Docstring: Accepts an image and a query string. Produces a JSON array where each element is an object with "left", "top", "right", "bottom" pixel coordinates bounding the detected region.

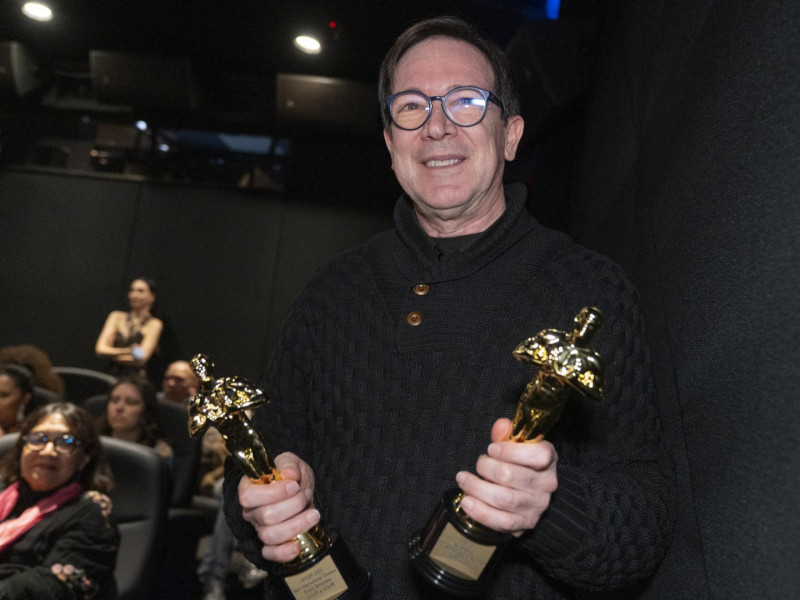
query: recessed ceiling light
[
  {"left": 294, "top": 35, "right": 322, "bottom": 55},
  {"left": 21, "top": 2, "right": 53, "bottom": 22}
]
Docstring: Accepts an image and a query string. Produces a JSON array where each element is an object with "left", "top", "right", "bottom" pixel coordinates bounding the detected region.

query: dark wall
[
  {"left": 0, "top": 170, "right": 392, "bottom": 383},
  {"left": 2, "top": 3, "right": 798, "bottom": 596},
  {"left": 570, "top": 1, "right": 800, "bottom": 598}
]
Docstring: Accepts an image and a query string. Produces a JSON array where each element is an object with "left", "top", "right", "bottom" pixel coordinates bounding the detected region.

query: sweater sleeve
[{"left": 515, "top": 258, "right": 676, "bottom": 590}]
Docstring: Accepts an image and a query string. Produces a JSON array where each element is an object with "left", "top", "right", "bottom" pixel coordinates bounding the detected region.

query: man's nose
[{"left": 422, "top": 100, "right": 456, "bottom": 138}]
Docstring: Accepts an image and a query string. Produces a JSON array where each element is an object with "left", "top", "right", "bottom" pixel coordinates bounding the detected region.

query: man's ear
[{"left": 504, "top": 115, "right": 525, "bottom": 162}]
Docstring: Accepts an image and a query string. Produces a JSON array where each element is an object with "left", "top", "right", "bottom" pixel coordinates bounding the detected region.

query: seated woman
[
  {"left": 0, "top": 345, "right": 65, "bottom": 397},
  {"left": 0, "top": 403, "right": 119, "bottom": 599},
  {"left": 97, "top": 375, "right": 173, "bottom": 462},
  {"left": 0, "top": 364, "right": 34, "bottom": 436},
  {"left": 95, "top": 277, "right": 163, "bottom": 380}
]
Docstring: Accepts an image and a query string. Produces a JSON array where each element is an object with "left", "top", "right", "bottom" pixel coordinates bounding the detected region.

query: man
[
  {"left": 159, "top": 359, "right": 225, "bottom": 494},
  {"left": 159, "top": 360, "right": 200, "bottom": 405},
  {"left": 223, "top": 16, "right": 674, "bottom": 599}
]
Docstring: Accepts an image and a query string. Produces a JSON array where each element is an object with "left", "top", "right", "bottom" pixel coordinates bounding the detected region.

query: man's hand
[
  {"left": 239, "top": 452, "right": 321, "bottom": 562},
  {"left": 455, "top": 418, "right": 558, "bottom": 537}
]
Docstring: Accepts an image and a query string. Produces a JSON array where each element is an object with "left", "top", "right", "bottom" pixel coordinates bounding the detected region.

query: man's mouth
[{"left": 424, "top": 158, "right": 462, "bottom": 168}]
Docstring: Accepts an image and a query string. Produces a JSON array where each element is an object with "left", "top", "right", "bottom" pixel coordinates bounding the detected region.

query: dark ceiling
[
  {"left": 0, "top": 0, "right": 601, "bottom": 198},
  {"left": 0, "top": 0, "right": 577, "bottom": 135}
]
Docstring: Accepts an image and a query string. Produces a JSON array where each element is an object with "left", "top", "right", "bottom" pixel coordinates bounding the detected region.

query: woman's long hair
[
  {"left": 0, "top": 402, "right": 114, "bottom": 494},
  {"left": 98, "top": 374, "right": 164, "bottom": 448}
]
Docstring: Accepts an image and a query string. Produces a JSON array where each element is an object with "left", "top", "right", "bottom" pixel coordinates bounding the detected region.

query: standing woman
[
  {"left": 0, "top": 364, "right": 34, "bottom": 436},
  {"left": 95, "top": 277, "right": 163, "bottom": 379},
  {"left": 0, "top": 403, "right": 119, "bottom": 599}
]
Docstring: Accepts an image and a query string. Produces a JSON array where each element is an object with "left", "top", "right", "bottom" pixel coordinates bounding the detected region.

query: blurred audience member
[
  {"left": 197, "top": 434, "right": 226, "bottom": 497},
  {"left": 0, "top": 403, "right": 119, "bottom": 599},
  {"left": 95, "top": 277, "right": 163, "bottom": 380},
  {"left": 158, "top": 360, "right": 199, "bottom": 405},
  {"left": 197, "top": 492, "right": 267, "bottom": 600},
  {"left": 0, "top": 345, "right": 65, "bottom": 396},
  {"left": 0, "top": 365, "right": 34, "bottom": 436},
  {"left": 97, "top": 375, "right": 173, "bottom": 462}
]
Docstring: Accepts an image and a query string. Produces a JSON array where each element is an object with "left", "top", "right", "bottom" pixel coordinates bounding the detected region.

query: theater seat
[
  {"left": 100, "top": 436, "right": 170, "bottom": 600},
  {"left": 0, "top": 433, "right": 170, "bottom": 600},
  {"left": 81, "top": 394, "right": 109, "bottom": 419},
  {"left": 51, "top": 366, "right": 118, "bottom": 406},
  {"left": 157, "top": 400, "right": 201, "bottom": 507},
  {"left": 80, "top": 396, "right": 206, "bottom": 598},
  {"left": 25, "top": 385, "right": 63, "bottom": 415},
  {"left": 81, "top": 395, "right": 201, "bottom": 509}
]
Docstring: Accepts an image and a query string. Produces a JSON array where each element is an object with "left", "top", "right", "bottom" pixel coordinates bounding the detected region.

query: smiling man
[
  {"left": 223, "top": 16, "right": 674, "bottom": 600},
  {"left": 382, "top": 36, "right": 523, "bottom": 237}
]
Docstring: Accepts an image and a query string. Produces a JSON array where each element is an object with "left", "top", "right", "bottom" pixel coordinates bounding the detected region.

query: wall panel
[
  {"left": 1, "top": 170, "right": 392, "bottom": 384},
  {"left": 1, "top": 170, "right": 140, "bottom": 370}
]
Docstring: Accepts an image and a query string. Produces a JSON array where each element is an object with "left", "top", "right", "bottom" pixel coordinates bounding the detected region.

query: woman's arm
[
  {"left": 131, "top": 317, "right": 163, "bottom": 364},
  {"left": 94, "top": 311, "right": 129, "bottom": 359}
]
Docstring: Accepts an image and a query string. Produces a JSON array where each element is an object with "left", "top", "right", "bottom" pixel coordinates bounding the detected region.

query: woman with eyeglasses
[{"left": 0, "top": 403, "right": 119, "bottom": 599}]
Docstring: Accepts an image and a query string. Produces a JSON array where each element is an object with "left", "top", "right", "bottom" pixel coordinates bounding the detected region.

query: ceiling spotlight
[
  {"left": 294, "top": 35, "right": 321, "bottom": 55},
  {"left": 21, "top": 2, "right": 53, "bottom": 22}
]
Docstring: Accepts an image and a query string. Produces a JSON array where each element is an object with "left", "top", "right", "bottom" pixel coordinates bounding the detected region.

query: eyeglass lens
[
  {"left": 390, "top": 87, "right": 490, "bottom": 130},
  {"left": 24, "top": 432, "right": 80, "bottom": 454}
]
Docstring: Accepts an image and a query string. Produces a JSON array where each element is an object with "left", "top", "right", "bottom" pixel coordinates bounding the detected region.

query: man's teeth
[{"left": 425, "top": 158, "right": 461, "bottom": 167}]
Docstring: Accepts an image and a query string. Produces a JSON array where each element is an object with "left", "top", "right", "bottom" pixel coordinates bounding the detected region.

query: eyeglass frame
[
  {"left": 22, "top": 431, "right": 82, "bottom": 455},
  {"left": 384, "top": 86, "right": 505, "bottom": 131}
]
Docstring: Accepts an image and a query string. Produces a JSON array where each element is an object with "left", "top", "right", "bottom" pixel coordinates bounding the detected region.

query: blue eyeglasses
[
  {"left": 385, "top": 86, "right": 505, "bottom": 131},
  {"left": 23, "top": 431, "right": 82, "bottom": 455}
]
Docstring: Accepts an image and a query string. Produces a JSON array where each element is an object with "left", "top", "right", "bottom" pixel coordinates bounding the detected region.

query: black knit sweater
[{"left": 224, "top": 183, "right": 675, "bottom": 599}]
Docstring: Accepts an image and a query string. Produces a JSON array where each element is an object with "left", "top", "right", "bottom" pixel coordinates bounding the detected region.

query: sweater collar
[{"left": 391, "top": 182, "right": 535, "bottom": 282}]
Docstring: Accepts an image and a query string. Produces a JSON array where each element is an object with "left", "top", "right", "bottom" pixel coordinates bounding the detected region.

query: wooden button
[
  {"left": 406, "top": 311, "right": 422, "bottom": 326},
  {"left": 413, "top": 283, "right": 430, "bottom": 296}
]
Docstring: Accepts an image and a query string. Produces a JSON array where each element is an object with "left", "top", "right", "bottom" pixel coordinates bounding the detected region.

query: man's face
[
  {"left": 383, "top": 37, "right": 523, "bottom": 234},
  {"left": 162, "top": 362, "right": 199, "bottom": 403}
]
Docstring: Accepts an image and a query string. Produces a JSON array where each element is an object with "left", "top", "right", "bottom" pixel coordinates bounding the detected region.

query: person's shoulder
[
  {"left": 304, "top": 239, "right": 378, "bottom": 286},
  {"left": 530, "top": 224, "right": 626, "bottom": 275},
  {"left": 60, "top": 490, "right": 116, "bottom": 528},
  {"left": 83, "top": 490, "right": 114, "bottom": 519}
]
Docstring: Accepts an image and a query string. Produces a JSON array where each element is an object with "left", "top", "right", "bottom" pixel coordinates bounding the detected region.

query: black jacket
[{"left": 0, "top": 486, "right": 119, "bottom": 600}]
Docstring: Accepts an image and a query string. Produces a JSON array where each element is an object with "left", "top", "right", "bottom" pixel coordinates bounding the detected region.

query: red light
[{"left": 329, "top": 21, "right": 337, "bottom": 29}]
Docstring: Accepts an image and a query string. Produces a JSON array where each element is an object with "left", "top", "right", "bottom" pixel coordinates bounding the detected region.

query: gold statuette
[
  {"left": 189, "top": 354, "right": 370, "bottom": 600},
  {"left": 409, "top": 307, "right": 605, "bottom": 598}
]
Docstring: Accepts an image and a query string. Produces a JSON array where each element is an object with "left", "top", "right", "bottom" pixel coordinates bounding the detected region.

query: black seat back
[{"left": 51, "top": 367, "right": 117, "bottom": 406}]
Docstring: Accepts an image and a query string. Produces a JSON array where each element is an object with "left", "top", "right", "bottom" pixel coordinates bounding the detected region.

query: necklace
[{"left": 126, "top": 312, "right": 150, "bottom": 338}]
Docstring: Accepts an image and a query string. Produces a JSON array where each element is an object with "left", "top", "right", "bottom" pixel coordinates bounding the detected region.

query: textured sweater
[{"left": 224, "top": 183, "right": 675, "bottom": 599}]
